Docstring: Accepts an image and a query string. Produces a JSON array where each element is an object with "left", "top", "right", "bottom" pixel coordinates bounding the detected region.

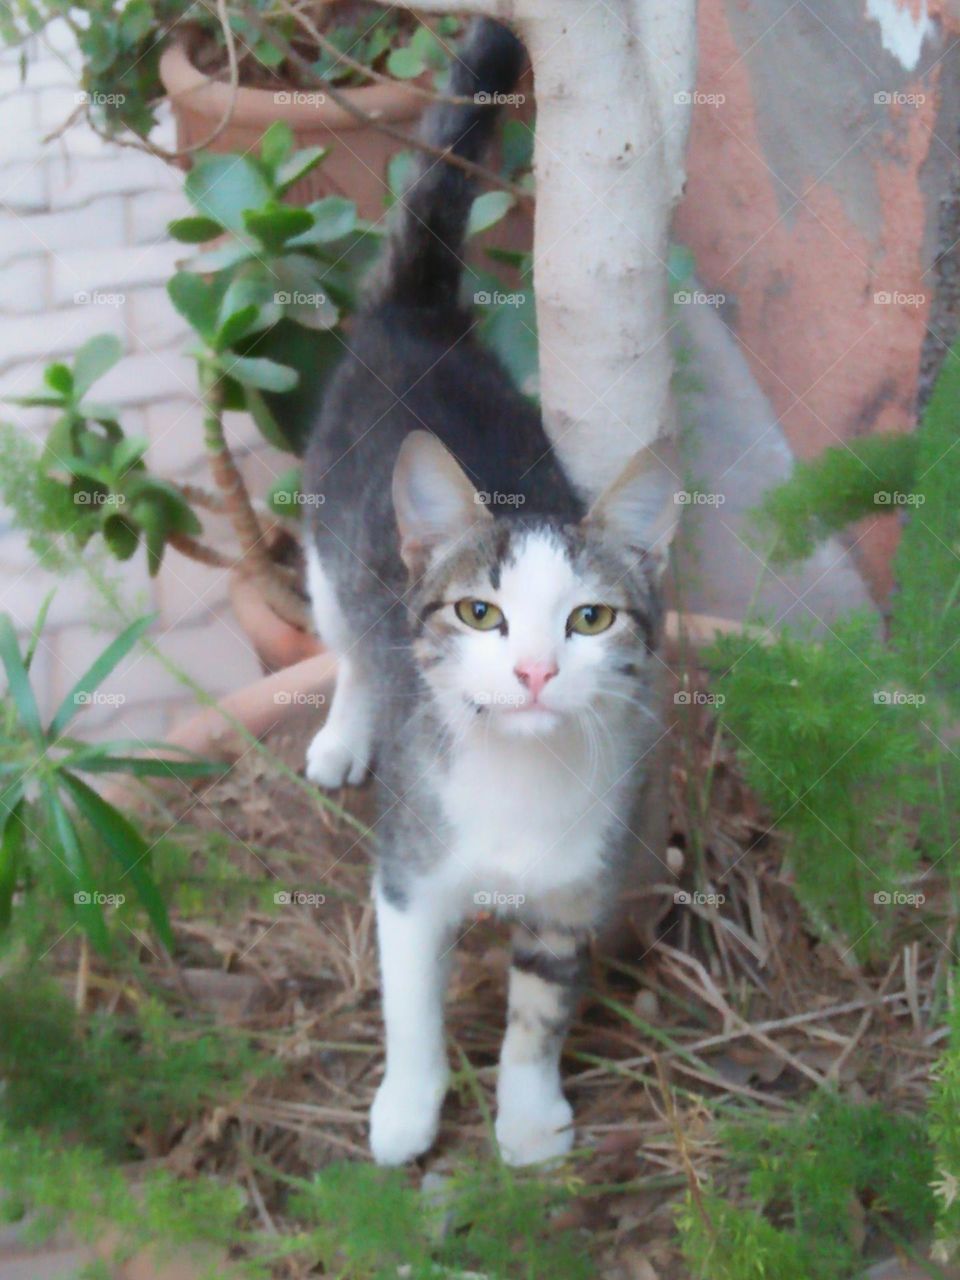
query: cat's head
[{"left": 393, "top": 431, "right": 678, "bottom": 738}]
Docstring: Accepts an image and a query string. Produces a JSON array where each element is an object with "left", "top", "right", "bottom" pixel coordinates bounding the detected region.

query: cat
[{"left": 301, "top": 17, "right": 678, "bottom": 1167}]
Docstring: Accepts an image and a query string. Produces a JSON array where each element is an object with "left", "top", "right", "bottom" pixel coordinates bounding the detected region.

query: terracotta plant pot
[
  {"left": 228, "top": 568, "right": 322, "bottom": 674},
  {"left": 158, "top": 29, "right": 424, "bottom": 218}
]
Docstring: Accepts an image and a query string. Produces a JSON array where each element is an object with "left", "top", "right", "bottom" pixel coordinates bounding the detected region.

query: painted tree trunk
[{"left": 379, "top": 0, "right": 697, "bottom": 498}]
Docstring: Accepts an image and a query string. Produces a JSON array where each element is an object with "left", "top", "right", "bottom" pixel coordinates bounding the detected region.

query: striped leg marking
[{"left": 495, "top": 926, "right": 587, "bottom": 1166}]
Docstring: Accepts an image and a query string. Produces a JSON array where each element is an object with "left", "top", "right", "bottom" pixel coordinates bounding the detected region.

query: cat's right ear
[{"left": 393, "top": 431, "right": 490, "bottom": 575}]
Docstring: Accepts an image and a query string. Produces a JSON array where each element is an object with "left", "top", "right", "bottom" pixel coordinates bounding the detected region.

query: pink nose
[{"left": 514, "top": 660, "right": 558, "bottom": 701}]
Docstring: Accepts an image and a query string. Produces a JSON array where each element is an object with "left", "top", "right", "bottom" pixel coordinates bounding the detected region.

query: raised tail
[{"left": 371, "top": 18, "right": 525, "bottom": 311}]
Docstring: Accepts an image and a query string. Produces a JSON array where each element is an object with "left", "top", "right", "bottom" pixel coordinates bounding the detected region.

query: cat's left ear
[
  {"left": 393, "top": 430, "right": 491, "bottom": 575},
  {"left": 582, "top": 440, "right": 680, "bottom": 578}
]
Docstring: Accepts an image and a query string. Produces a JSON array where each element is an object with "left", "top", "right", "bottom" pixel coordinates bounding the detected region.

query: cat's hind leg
[
  {"left": 304, "top": 543, "right": 374, "bottom": 787},
  {"left": 495, "top": 925, "right": 587, "bottom": 1166}
]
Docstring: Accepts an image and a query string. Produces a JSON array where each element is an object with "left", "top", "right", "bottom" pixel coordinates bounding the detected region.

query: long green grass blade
[
  {"left": 63, "top": 773, "right": 174, "bottom": 950},
  {"left": 23, "top": 590, "right": 56, "bottom": 672},
  {"left": 0, "top": 615, "right": 44, "bottom": 743},
  {"left": 41, "top": 778, "right": 110, "bottom": 952},
  {"left": 66, "top": 754, "right": 221, "bottom": 780},
  {"left": 0, "top": 798, "right": 25, "bottom": 928},
  {"left": 48, "top": 614, "right": 155, "bottom": 741}
]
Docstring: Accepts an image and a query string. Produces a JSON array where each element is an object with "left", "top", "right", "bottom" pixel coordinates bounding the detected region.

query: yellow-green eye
[
  {"left": 455, "top": 599, "right": 505, "bottom": 631},
  {"left": 567, "top": 604, "right": 616, "bottom": 636}
]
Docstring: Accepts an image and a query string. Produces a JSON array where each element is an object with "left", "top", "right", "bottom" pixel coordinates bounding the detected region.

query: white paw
[
  {"left": 496, "top": 1088, "right": 574, "bottom": 1167},
  {"left": 305, "top": 723, "right": 370, "bottom": 788},
  {"left": 370, "top": 1071, "right": 447, "bottom": 1166}
]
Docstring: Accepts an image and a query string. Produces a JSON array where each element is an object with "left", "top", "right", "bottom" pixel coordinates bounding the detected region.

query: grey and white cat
[{"left": 301, "top": 18, "right": 678, "bottom": 1166}]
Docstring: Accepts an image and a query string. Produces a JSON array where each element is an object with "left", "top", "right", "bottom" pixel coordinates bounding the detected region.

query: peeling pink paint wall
[{"left": 677, "top": 0, "right": 957, "bottom": 599}]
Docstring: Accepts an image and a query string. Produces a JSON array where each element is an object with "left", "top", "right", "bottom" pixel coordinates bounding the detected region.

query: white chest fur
[{"left": 432, "top": 719, "right": 628, "bottom": 916}]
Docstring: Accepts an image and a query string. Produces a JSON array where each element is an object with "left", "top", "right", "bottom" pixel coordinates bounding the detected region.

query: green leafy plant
[
  {"left": 678, "top": 1095, "right": 935, "bottom": 1279},
  {"left": 8, "top": 119, "right": 530, "bottom": 623},
  {"left": 752, "top": 431, "right": 921, "bottom": 567},
  {"left": 707, "top": 615, "right": 926, "bottom": 958},
  {"left": 0, "top": 602, "right": 217, "bottom": 950},
  {"left": 1, "top": 1, "right": 452, "bottom": 143},
  {"left": 930, "top": 972, "right": 960, "bottom": 1264},
  {"left": 8, "top": 334, "right": 202, "bottom": 573},
  {"left": 0, "top": 1124, "right": 261, "bottom": 1278},
  {"left": 0, "top": 981, "right": 274, "bottom": 1156},
  {"left": 704, "top": 339, "right": 960, "bottom": 960}
]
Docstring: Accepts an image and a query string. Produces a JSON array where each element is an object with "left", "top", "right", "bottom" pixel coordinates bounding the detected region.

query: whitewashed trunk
[{"left": 377, "top": 0, "right": 697, "bottom": 498}]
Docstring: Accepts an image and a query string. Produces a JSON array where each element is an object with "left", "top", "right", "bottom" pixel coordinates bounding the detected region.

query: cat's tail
[{"left": 370, "top": 18, "right": 525, "bottom": 311}]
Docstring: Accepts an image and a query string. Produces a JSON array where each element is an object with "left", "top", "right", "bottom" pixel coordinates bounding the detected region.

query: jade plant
[
  {"left": 6, "top": 119, "right": 529, "bottom": 632},
  {"left": 2, "top": 0, "right": 457, "bottom": 144}
]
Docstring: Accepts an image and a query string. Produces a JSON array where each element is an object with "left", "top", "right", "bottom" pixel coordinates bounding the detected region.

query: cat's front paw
[
  {"left": 496, "top": 1083, "right": 574, "bottom": 1167},
  {"left": 370, "top": 1071, "right": 447, "bottom": 1165},
  {"left": 305, "top": 723, "right": 370, "bottom": 788}
]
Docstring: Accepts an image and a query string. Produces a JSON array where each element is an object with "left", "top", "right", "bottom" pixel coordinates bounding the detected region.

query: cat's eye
[
  {"left": 455, "top": 599, "right": 505, "bottom": 631},
  {"left": 567, "top": 604, "right": 616, "bottom": 636}
]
